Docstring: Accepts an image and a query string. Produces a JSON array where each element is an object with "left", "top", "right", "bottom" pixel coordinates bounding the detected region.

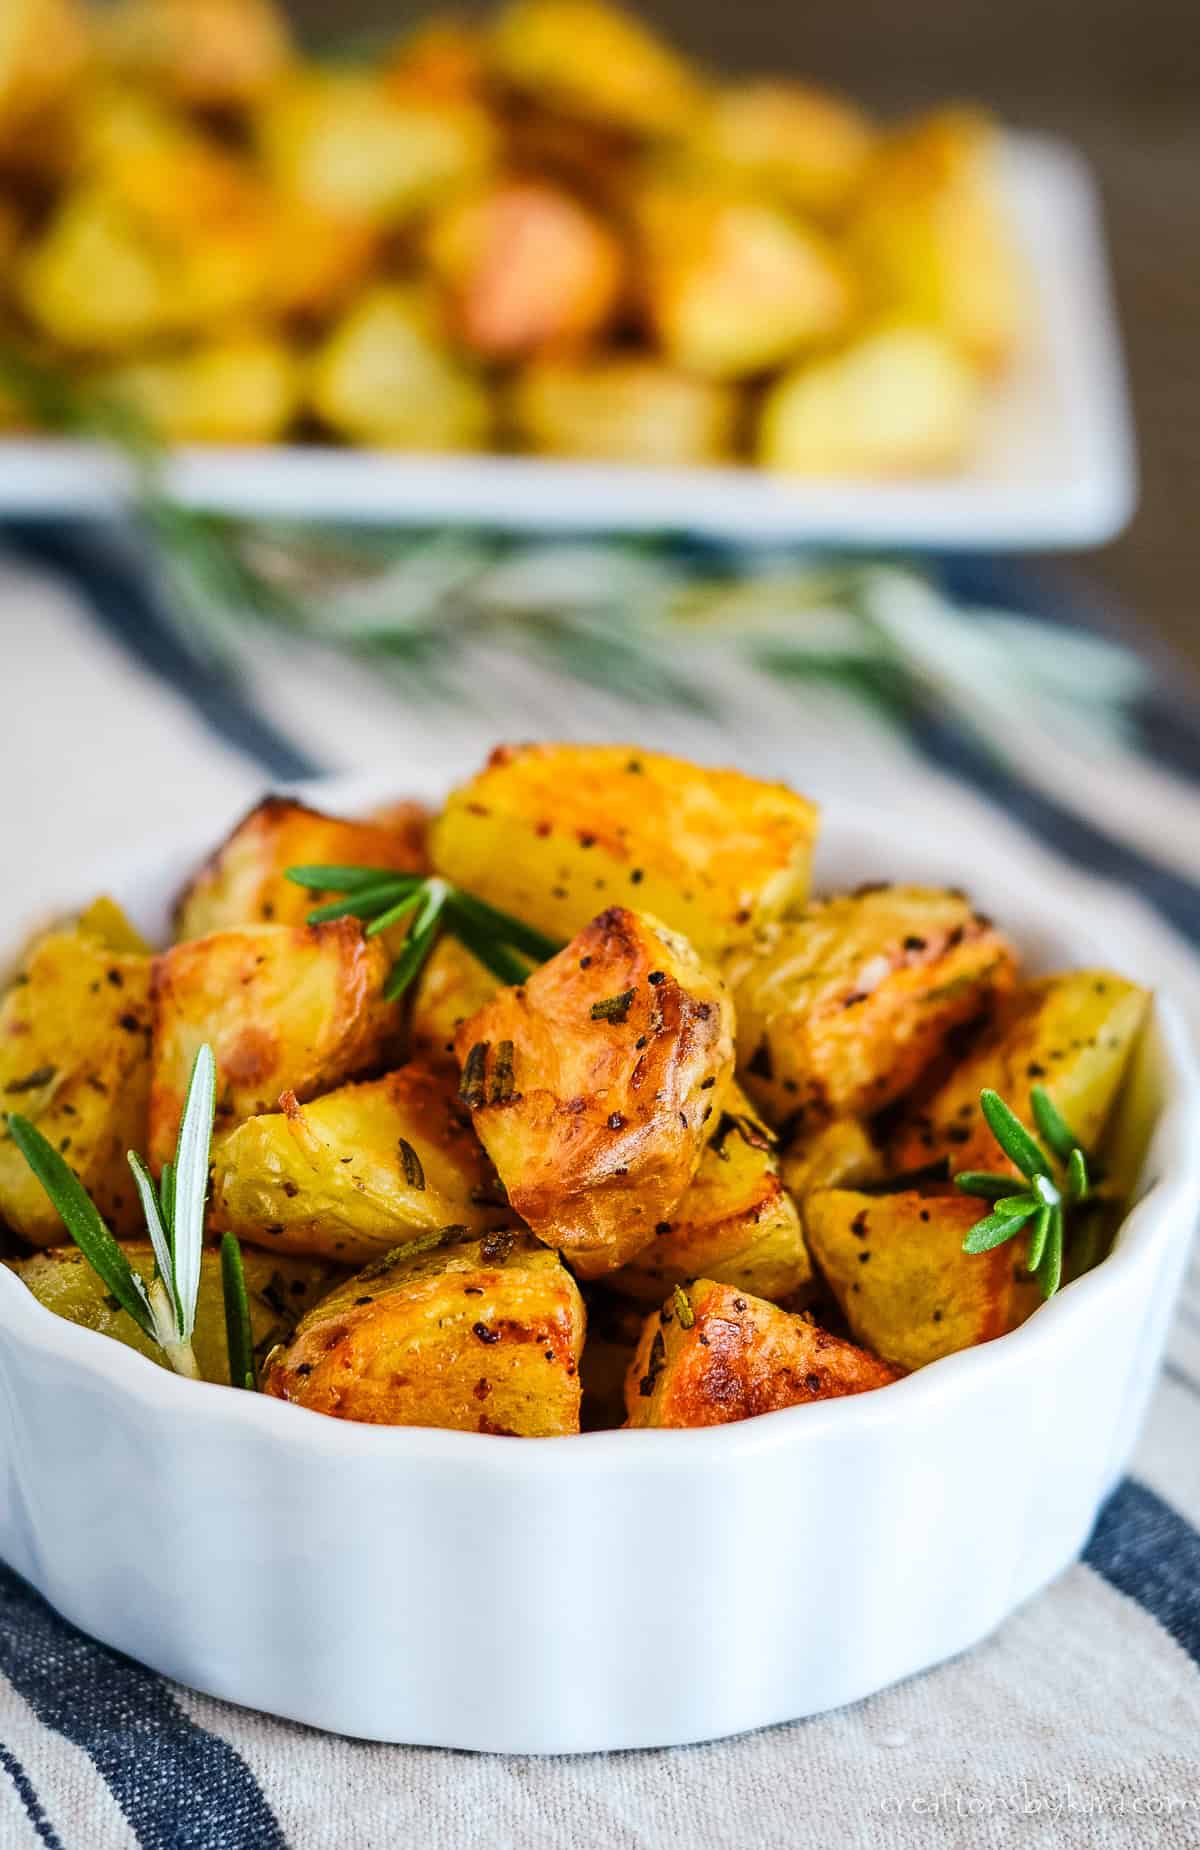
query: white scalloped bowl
[{"left": 0, "top": 770, "right": 1195, "bottom": 1753}]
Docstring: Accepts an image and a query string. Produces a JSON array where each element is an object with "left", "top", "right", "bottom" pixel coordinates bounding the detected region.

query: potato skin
[
  {"left": 684, "top": 80, "right": 875, "bottom": 219},
  {"left": 508, "top": 357, "right": 738, "bottom": 465},
  {"left": 889, "top": 971, "right": 1150, "bottom": 1177},
  {"left": 608, "top": 1085, "right": 812, "bottom": 1304},
  {"left": 210, "top": 1063, "right": 504, "bottom": 1263},
  {"left": 488, "top": 0, "right": 702, "bottom": 138},
  {"left": 7, "top": 1242, "right": 342, "bottom": 1383},
  {"left": 625, "top": 1278, "right": 898, "bottom": 1428},
  {"left": 803, "top": 1187, "right": 1012, "bottom": 1371},
  {"left": 780, "top": 1116, "right": 882, "bottom": 1200},
  {"left": 455, "top": 906, "right": 735, "bottom": 1277},
  {"left": 173, "top": 794, "right": 429, "bottom": 940},
  {"left": 432, "top": 742, "right": 818, "bottom": 962},
  {"left": 149, "top": 921, "right": 397, "bottom": 1169},
  {"left": 728, "top": 884, "right": 1016, "bottom": 1129},
  {"left": 262, "top": 1231, "right": 584, "bottom": 1433},
  {"left": 408, "top": 935, "right": 499, "bottom": 1069},
  {"left": 0, "top": 927, "right": 151, "bottom": 1245},
  {"left": 309, "top": 284, "right": 492, "bottom": 451},
  {"left": 101, "top": 0, "right": 292, "bottom": 108}
]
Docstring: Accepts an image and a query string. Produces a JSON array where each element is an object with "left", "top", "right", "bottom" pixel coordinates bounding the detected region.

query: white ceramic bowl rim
[{"left": 1, "top": 784, "right": 1197, "bottom": 1477}]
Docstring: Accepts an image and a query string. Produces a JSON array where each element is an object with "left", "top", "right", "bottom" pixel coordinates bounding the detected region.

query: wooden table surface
[{"left": 288, "top": 0, "right": 1199, "bottom": 679}]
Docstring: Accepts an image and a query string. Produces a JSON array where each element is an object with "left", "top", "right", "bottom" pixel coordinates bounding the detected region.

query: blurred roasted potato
[
  {"left": 508, "top": 356, "right": 738, "bottom": 465},
  {"left": 100, "top": 0, "right": 292, "bottom": 108},
  {"left": 488, "top": 0, "right": 702, "bottom": 139},
  {"left": 409, "top": 935, "right": 500, "bottom": 1069},
  {"left": 383, "top": 16, "right": 490, "bottom": 104},
  {"left": 102, "top": 330, "right": 302, "bottom": 445},
  {"left": 609, "top": 1086, "right": 813, "bottom": 1304},
  {"left": 849, "top": 108, "right": 1024, "bottom": 373},
  {"left": 432, "top": 742, "right": 818, "bottom": 961},
  {"left": 0, "top": 912, "right": 151, "bottom": 1245},
  {"left": 257, "top": 70, "right": 494, "bottom": 228},
  {"left": 0, "top": 0, "right": 89, "bottom": 169},
  {"left": 8, "top": 1242, "right": 342, "bottom": 1383},
  {"left": 640, "top": 187, "right": 854, "bottom": 380},
  {"left": 455, "top": 905, "right": 734, "bottom": 1277},
  {"left": 728, "top": 884, "right": 1016, "bottom": 1129},
  {"left": 149, "top": 920, "right": 397, "bottom": 1168},
  {"left": 890, "top": 971, "right": 1150, "bottom": 1176},
  {"left": 804, "top": 1187, "right": 1012, "bottom": 1370},
  {"left": 683, "top": 81, "right": 875, "bottom": 219},
  {"left": 174, "top": 794, "right": 429, "bottom": 940},
  {"left": 426, "top": 179, "right": 623, "bottom": 359},
  {"left": 263, "top": 1229, "right": 585, "bottom": 1432},
  {"left": 759, "top": 326, "right": 980, "bottom": 477},
  {"left": 625, "top": 1278, "right": 898, "bottom": 1428},
  {"left": 211, "top": 1062, "right": 505, "bottom": 1263},
  {"left": 310, "top": 284, "right": 492, "bottom": 450}
]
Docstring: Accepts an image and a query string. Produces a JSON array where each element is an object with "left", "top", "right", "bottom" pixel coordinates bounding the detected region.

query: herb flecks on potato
[
  {"left": 454, "top": 905, "right": 735, "bottom": 1277},
  {"left": 729, "top": 884, "right": 1016, "bottom": 1129},
  {"left": 625, "top": 1279, "right": 898, "bottom": 1428},
  {"left": 211, "top": 1063, "right": 505, "bottom": 1264},
  {"left": 433, "top": 742, "right": 818, "bottom": 961},
  {"left": 262, "top": 1230, "right": 584, "bottom": 1433}
]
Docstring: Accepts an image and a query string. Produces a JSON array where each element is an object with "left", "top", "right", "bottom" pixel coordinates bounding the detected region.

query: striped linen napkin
[{"left": 1, "top": 536, "right": 1199, "bottom": 1848}]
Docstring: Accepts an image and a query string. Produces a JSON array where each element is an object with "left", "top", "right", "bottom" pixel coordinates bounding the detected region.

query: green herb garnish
[
  {"left": 672, "top": 1283, "right": 695, "bottom": 1329},
  {"left": 9, "top": 1044, "right": 256, "bottom": 1387},
  {"left": 285, "top": 865, "right": 563, "bottom": 1002},
  {"left": 397, "top": 1138, "right": 426, "bottom": 1190},
  {"left": 955, "top": 1086, "right": 1092, "bottom": 1299},
  {"left": 589, "top": 989, "right": 635, "bottom": 1023}
]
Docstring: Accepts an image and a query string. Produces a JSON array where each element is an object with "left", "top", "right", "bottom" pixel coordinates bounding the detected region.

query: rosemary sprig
[
  {"left": 954, "top": 1086, "right": 1092, "bottom": 1300},
  {"left": 285, "top": 865, "right": 563, "bottom": 1002},
  {"left": 9, "top": 1045, "right": 257, "bottom": 1387}
]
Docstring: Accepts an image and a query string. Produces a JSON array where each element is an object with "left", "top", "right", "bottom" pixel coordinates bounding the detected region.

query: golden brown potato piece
[
  {"left": 383, "top": 17, "right": 490, "bottom": 105},
  {"left": 625, "top": 1278, "right": 898, "bottom": 1428},
  {"left": 759, "top": 326, "right": 980, "bottom": 477},
  {"left": 780, "top": 1116, "right": 883, "bottom": 1200},
  {"left": 263, "top": 1230, "right": 584, "bottom": 1433},
  {"left": 804, "top": 1187, "right": 1012, "bottom": 1371},
  {"left": 210, "top": 1063, "right": 505, "bottom": 1264},
  {"left": 488, "top": 0, "right": 702, "bottom": 139},
  {"left": 889, "top": 972, "right": 1150, "bottom": 1177},
  {"left": 640, "top": 188, "right": 854, "bottom": 380},
  {"left": 684, "top": 81, "right": 875, "bottom": 218},
  {"left": 257, "top": 71, "right": 494, "bottom": 229},
  {"left": 0, "top": 0, "right": 89, "bottom": 166},
  {"left": 432, "top": 742, "right": 818, "bottom": 962},
  {"left": 310, "top": 284, "right": 492, "bottom": 451},
  {"left": 102, "top": 331, "right": 302, "bottom": 446},
  {"left": 426, "top": 179, "right": 623, "bottom": 360},
  {"left": 609, "top": 1086, "right": 812, "bottom": 1304},
  {"left": 849, "top": 108, "right": 1024, "bottom": 373},
  {"left": 0, "top": 923, "right": 151, "bottom": 1245},
  {"left": 173, "top": 794, "right": 429, "bottom": 940},
  {"left": 8, "top": 1242, "right": 342, "bottom": 1383},
  {"left": 728, "top": 884, "right": 1016, "bottom": 1129},
  {"left": 409, "top": 935, "right": 500, "bottom": 1069},
  {"left": 75, "top": 895, "right": 152, "bottom": 956},
  {"left": 101, "top": 0, "right": 292, "bottom": 108},
  {"left": 455, "top": 906, "right": 735, "bottom": 1277},
  {"left": 148, "top": 921, "right": 397, "bottom": 1169},
  {"left": 508, "top": 357, "right": 738, "bottom": 465}
]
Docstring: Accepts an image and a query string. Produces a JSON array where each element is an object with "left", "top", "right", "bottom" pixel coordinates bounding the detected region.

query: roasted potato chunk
[
  {"left": 759, "top": 326, "right": 979, "bottom": 477},
  {"left": 149, "top": 921, "right": 397, "bottom": 1169},
  {"left": 683, "top": 81, "right": 875, "bottom": 219},
  {"left": 0, "top": 923, "right": 151, "bottom": 1245},
  {"left": 804, "top": 1187, "right": 1012, "bottom": 1370},
  {"left": 101, "top": 0, "right": 292, "bottom": 108},
  {"left": 432, "top": 742, "right": 818, "bottom": 961},
  {"left": 849, "top": 108, "right": 1024, "bottom": 373},
  {"left": 263, "top": 1230, "right": 584, "bottom": 1433},
  {"left": 488, "top": 0, "right": 702, "bottom": 138},
  {"left": 780, "top": 1116, "right": 883, "bottom": 1200},
  {"left": 102, "top": 330, "right": 302, "bottom": 446},
  {"left": 409, "top": 935, "right": 500, "bottom": 1068},
  {"left": 625, "top": 1279, "right": 898, "bottom": 1428},
  {"left": 455, "top": 906, "right": 735, "bottom": 1277},
  {"left": 383, "top": 16, "right": 490, "bottom": 105},
  {"left": 889, "top": 972, "right": 1150, "bottom": 1177},
  {"left": 310, "top": 284, "right": 492, "bottom": 451},
  {"left": 7, "top": 1242, "right": 342, "bottom": 1383},
  {"left": 426, "top": 179, "right": 623, "bottom": 359},
  {"left": 729, "top": 885, "right": 1016, "bottom": 1128},
  {"left": 211, "top": 1063, "right": 504, "bottom": 1264},
  {"left": 609, "top": 1087, "right": 812, "bottom": 1304},
  {"left": 0, "top": 0, "right": 89, "bottom": 163},
  {"left": 640, "top": 189, "right": 854, "bottom": 381},
  {"left": 508, "top": 357, "right": 738, "bottom": 465},
  {"left": 173, "top": 794, "right": 429, "bottom": 940}
]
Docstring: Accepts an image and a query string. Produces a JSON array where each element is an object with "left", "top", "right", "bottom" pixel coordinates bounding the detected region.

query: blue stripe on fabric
[
  {"left": 1084, "top": 1478, "right": 1200, "bottom": 1669},
  {"left": 0, "top": 1564, "right": 287, "bottom": 1850},
  {"left": 0, "top": 1743, "right": 66, "bottom": 1850}
]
